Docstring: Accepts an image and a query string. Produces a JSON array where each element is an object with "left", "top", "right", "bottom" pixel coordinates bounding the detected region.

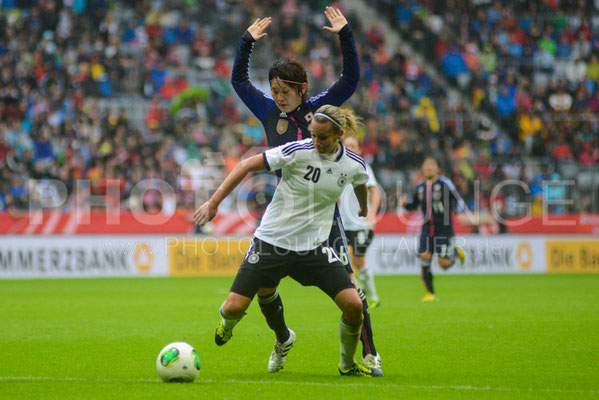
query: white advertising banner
[
  {"left": 366, "top": 235, "right": 546, "bottom": 275},
  {"left": 0, "top": 236, "right": 169, "bottom": 279}
]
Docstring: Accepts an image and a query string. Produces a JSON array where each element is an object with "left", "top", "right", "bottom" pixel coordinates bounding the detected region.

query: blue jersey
[
  {"left": 404, "top": 176, "right": 466, "bottom": 236},
  {"left": 231, "top": 25, "right": 360, "bottom": 148}
]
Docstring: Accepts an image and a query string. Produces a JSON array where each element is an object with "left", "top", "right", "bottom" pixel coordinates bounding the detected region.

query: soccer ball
[{"left": 156, "top": 342, "right": 201, "bottom": 382}]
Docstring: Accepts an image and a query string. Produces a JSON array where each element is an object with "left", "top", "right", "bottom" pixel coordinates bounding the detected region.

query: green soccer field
[{"left": 1, "top": 274, "right": 598, "bottom": 399}]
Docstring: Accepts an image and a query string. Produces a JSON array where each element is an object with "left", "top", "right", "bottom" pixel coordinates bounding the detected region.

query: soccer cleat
[
  {"left": 338, "top": 362, "right": 375, "bottom": 377},
  {"left": 368, "top": 298, "right": 381, "bottom": 309},
  {"left": 362, "top": 353, "right": 384, "bottom": 377},
  {"left": 214, "top": 319, "right": 233, "bottom": 346},
  {"left": 421, "top": 292, "right": 438, "bottom": 302},
  {"left": 456, "top": 247, "right": 466, "bottom": 265},
  {"left": 268, "top": 329, "right": 296, "bottom": 372}
]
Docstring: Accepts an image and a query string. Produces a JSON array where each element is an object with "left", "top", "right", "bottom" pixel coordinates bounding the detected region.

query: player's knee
[
  {"left": 353, "top": 256, "right": 365, "bottom": 269},
  {"left": 419, "top": 252, "right": 433, "bottom": 262},
  {"left": 438, "top": 258, "right": 453, "bottom": 270},
  {"left": 222, "top": 295, "right": 248, "bottom": 317},
  {"left": 257, "top": 287, "right": 277, "bottom": 297},
  {"left": 343, "top": 297, "right": 363, "bottom": 323}
]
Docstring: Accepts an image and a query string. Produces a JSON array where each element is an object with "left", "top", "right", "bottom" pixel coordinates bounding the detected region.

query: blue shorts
[{"left": 418, "top": 232, "right": 455, "bottom": 259}]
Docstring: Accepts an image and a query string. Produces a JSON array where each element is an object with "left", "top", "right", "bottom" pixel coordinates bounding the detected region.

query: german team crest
[
  {"left": 337, "top": 173, "right": 347, "bottom": 187},
  {"left": 276, "top": 119, "right": 288, "bottom": 134},
  {"left": 247, "top": 253, "right": 260, "bottom": 264}
]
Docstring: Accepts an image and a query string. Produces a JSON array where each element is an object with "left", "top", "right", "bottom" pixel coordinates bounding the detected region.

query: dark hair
[{"left": 268, "top": 58, "right": 308, "bottom": 101}]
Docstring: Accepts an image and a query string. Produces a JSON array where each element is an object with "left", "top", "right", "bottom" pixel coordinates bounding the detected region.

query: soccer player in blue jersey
[
  {"left": 195, "top": 106, "right": 377, "bottom": 376},
  {"left": 401, "top": 157, "right": 467, "bottom": 302},
  {"left": 230, "top": 8, "right": 382, "bottom": 374}
]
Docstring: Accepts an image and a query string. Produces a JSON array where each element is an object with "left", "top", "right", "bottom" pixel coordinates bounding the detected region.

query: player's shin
[
  {"left": 258, "top": 290, "right": 290, "bottom": 343},
  {"left": 220, "top": 305, "right": 245, "bottom": 329},
  {"left": 339, "top": 317, "right": 362, "bottom": 370},
  {"left": 360, "top": 266, "right": 378, "bottom": 302},
  {"left": 420, "top": 260, "right": 434, "bottom": 294},
  {"left": 357, "top": 288, "right": 378, "bottom": 357}
]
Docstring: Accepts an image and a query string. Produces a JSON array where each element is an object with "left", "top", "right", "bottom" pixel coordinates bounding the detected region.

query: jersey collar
[{"left": 335, "top": 141, "right": 344, "bottom": 162}]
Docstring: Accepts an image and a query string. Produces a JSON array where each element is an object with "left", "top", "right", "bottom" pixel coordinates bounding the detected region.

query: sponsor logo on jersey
[
  {"left": 247, "top": 253, "right": 260, "bottom": 264},
  {"left": 276, "top": 119, "right": 288, "bottom": 134},
  {"left": 326, "top": 168, "right": 333, "bottom": 174}
]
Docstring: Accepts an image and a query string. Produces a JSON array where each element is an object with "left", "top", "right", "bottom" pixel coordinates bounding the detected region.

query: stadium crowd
[{"left": 0, "top": 0, "right": 597, "bottom": 220}]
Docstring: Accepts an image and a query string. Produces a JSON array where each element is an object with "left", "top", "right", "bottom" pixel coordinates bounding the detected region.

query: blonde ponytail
[{"left": 314, "top": 105, "right": 363, "bottom": 139}]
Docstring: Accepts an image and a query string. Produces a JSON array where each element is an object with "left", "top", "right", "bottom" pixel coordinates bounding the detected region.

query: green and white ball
[{"left": 156, "top": 342, "right": 201, "bottom": 382}]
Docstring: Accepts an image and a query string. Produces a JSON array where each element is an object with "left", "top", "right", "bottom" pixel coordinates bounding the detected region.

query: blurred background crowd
[{"left": 0, "top": 0, "right": 598, "bottom": 222}]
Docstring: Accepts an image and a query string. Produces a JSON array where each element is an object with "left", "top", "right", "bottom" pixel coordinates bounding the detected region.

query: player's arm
[
  {"left": 231, "top": 18, "right": 273, "bottom": 121},
  {"left": 401, "top": 186, "right": 419, "bottom": 211},
  {"left": 365, "top": 185, "right": 381, "bottom": 226},
  {"left": 447, "top": 180, "right": 468, "bottom": 215},
  {"left": 353, "top": 183, "right": 369, "bottom": 217},
  {"left": 310, "top": 7, "right": 359, "bottom": 107},
  {"left": 194, "top": 155, "right": 266, "bottom": 225}
]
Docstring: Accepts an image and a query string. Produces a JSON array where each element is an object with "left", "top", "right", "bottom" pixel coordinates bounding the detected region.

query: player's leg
[
  {"left": 257, "top": 286, "right": 291, "bottom": 343},
  {"left": 216, "top": 239, "right": 282, "bottom": 346},
  {"left": 351, "top": 230, "right": 379, "bottom": 306},
  {"left": 259, "top": 285, "right": 296, "bottom": 373},
  {"left": 252, "top": 242, "right": 297, "bottom": 373},
  {"left": 418, "top": 232, "right": 436, "bottom": 301},
  {"left": 294, "top": 249, "right": 376, "bottom": 377},
  {"left": 438, "top": 236, "right": 465, "bottom": 269},
  {"left": 333, "top": 287, "right": 364, "bottom": 370},
  {"left": 329, "top": 210, "right": 382, "bottom": 371},
  {"left": 216, "top": 291, "right": 251, "bottom": 345}
]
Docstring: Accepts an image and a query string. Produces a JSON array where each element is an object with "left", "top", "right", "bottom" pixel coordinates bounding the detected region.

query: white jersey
[
  {"left": 255, "top": 138, "right": 369, "bottom": 251},
  {"left": 338, "top": 163, "right": 378, "bottom": 231}
]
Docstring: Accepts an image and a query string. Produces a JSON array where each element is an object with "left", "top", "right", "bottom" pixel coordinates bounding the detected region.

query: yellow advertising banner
[
  {"left": 168, "top": 238, "right": 252, "bottom": 277},
  {"left": 546, "top": 240, "right": 599, "bottom": 273}
]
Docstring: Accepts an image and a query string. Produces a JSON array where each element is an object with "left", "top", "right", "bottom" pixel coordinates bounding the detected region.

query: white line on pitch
[{"left": 0, "top": 376, "right": 597, "bottom": 395}]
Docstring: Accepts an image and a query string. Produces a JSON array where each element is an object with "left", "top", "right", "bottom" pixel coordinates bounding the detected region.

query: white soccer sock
[
  {"left": 339, "top": 317, "right": 362, "bottom": 370},
  {"left": 360, "top": 266, "right": 378, "bottom": 301},
  {"left": 220, "top": 305, "right": 245, "bottom": 330}
]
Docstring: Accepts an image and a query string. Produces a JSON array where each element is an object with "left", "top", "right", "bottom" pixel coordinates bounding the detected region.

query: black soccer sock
[
  {"left": 258, "top": 291, "right": 290, "bottom": 343},
  {"left": 421, "top": 263, "right": 434, "bottom": 294},
  {"left": 357, "top": 288, "right": 378, "bottom": 357}
]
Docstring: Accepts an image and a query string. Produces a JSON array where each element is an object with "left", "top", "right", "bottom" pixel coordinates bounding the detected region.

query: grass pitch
[{"left": 1, "top": 274, "right": 598, "bottom": 399}]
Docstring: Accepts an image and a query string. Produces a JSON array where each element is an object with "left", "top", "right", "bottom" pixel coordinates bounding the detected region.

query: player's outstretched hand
[
  {"left": 194, "top": 200, "right": 218, "bottom": 226},
  {"left": 323, "top": 6, "right": 348, "bottom": 33},
  {"left": 400, "top": 195, "right": 409, "bottom": 207},
  {"left": 247, "top": 17, "right": 272, "bottom": 41}
]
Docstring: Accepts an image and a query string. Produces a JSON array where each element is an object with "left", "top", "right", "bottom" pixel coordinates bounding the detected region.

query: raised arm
[
  {"left": 310, "top": 7, "right": 360, "bottom": 107},
  {"left": 194, "top": 154, "right": 266, "bottom": 225},
  {"left": 231, "top": 18, "right": 274, "bottom": 121}
]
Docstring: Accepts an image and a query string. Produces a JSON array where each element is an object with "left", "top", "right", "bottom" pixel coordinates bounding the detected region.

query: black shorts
[
  {"left": 345, "top": 229, "right": 374, "bottom": 257},
  {"left": 418, "top": 233, "right": 455, "bottom": 258},
  {"left": 328, "top": 206, "right": 354, "bottom": 274},
  {"left": 230, "top": 238, "right": 356, "bottom": 300}
]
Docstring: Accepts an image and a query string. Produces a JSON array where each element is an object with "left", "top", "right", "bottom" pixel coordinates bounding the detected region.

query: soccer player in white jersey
[
  {"left": 195, "top": 105, "right": 378, "bottom": 376},
  {"left": 338, "top": 136, "right": 382, "bottom": 307}
]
